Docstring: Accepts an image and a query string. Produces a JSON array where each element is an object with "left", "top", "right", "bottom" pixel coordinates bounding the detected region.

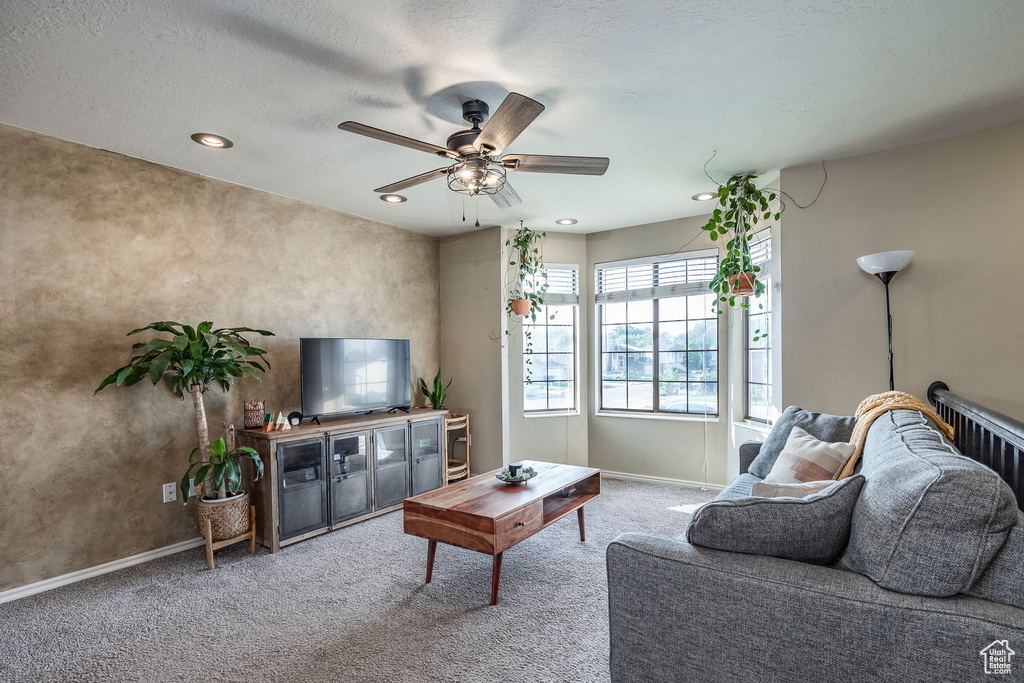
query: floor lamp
[{"left": 856, "top": 250, "right": 914, "bottom": 391}]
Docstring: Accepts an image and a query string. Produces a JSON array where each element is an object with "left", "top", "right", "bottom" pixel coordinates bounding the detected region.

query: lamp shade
[{"left": 857, "top": 250, "right": 913, "bottom": 275}]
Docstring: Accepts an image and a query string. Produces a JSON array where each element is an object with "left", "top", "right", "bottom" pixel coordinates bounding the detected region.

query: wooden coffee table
[{"left": 403, "top": 460, "right": 601, "bottom": 605}]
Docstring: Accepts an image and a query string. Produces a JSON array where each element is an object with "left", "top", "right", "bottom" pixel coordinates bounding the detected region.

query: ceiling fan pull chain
[
  {"left": 475, "top": 200, "right": 480, "bottom": 228},
  {"left": 462, "top": 197, "right": 466, "bottom": 222}
]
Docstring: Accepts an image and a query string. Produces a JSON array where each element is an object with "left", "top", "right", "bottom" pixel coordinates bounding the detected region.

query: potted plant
[
  {"left": 504, "top": 223, "right": 552, "bottom": 381},
  {"left": 180, "top": 436, "right": 265, "bottom": 542},
  {"left": 419, "top": 371, "right": 452, "bottom": 409},
  {"left": 700, "top": 173, "right": 779, "bottom": 318},
  {"left": 95, "top": 321, "right": 273, "bottom": 532}
]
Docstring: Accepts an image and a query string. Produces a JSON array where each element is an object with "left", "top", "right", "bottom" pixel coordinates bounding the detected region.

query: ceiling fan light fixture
[
  {"left": 692, "top": 191, "right": 716, "bottom": 201},
  {"left": 447, "top": 160, "right": 506, "bottom": 196},
  {"left": 191, "top": 133, "right": 233, "bottom": 149},
  {"left": 556, "top": 218, "right": 578, "bottom": 225},
  {"left": 380, "top": 194, "right": 407, "bottom": 203}
]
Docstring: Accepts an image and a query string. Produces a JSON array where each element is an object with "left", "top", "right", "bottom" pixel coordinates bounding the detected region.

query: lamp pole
[{"left": 877, "top": 271, "right": 896, "bottom": 392}]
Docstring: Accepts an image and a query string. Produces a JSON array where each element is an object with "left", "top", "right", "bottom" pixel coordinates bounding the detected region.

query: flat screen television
[{"left": 300, "top": 338, "right": 411, "bottom": 419}]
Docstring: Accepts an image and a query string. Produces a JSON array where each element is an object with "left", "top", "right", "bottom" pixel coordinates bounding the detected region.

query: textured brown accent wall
[{"left": 0, "top": 123, "right": 440, "bottom": 593}]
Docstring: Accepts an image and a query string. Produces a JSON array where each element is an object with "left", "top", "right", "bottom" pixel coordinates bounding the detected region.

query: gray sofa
[{"left": 607, "top": 409, "right": 1024, "bottom": 682}]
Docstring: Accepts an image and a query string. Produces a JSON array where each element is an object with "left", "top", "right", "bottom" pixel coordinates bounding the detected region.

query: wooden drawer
[{"left": 494, "top": 500, "right": 543, "bottom": 553}]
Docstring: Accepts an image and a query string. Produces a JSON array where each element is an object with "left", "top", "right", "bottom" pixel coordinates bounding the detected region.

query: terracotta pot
[
  {"left": 728, "top": 273, "right": 756, "bottom": 295},
  {"left": 196, "top": 490, "right": 250, "bottom": 541},
  {"left": 510, "top": 299, "right": 532, "bottom": 316}
]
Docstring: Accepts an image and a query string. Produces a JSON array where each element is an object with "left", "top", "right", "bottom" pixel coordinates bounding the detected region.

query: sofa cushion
[
  {"left": 716, "top": 472, "right": 761, "bottom": 500},
  {"left": 748, "top": 406, "right": 857, "bottom": 479},
  {"left": 838, "top": 410, "right": 1019, "bottom": 597},
  {"left": 763, "top": 426, "right": 855, "bottom": 484},
  {"left": 751, "top": 479, "right": 838, "bottom": 498},
  {"left": 966, "top": 509, "right": 1024, "bottom": 609},
  {"left": 684, "top": 475, "right": 865, "bottom": 565}
]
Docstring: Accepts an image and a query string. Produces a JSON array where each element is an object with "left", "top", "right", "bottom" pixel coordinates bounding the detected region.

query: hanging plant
[
  {"left": 700, "top": 173, "right": 779, "bottom": 340},
  {"left": 504, "top": 222, "right": 551, "bottom": 382}
]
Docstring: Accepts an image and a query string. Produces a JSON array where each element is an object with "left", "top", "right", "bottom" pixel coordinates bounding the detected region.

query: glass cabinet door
[
  {"left": 412, "top": 420, "right": 441, "bottom": 458},
  {"left": 329, "top": 431, "right": 371, "bottom": 524},
  {"left": 277, "top": 438, "right": 328, "bottom": 540},
  {"left": 411, "top": 420, "right": 442, "bottom": 496},
  {"left": 373, "top": 425, "right": 409, "bottom": 509},
  {"left": 331, "top": 431, "right": 368, "bottom": 476}
]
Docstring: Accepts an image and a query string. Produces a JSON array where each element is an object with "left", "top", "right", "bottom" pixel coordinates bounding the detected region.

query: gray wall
[
  {"left": 439, "top": 227, "right": 505, "bottom": 474},
  {"left": 506, "top": 231, "right": 589, "bottom": 466},
  {"left": 0, "top": 123, "right": 441, "bottom": 593},
  {"left": 585, "top": 217, "right": 730, "bottom": 485},
  {"left": 780, "top": 119, "right": 1024, "bottom": 418}
]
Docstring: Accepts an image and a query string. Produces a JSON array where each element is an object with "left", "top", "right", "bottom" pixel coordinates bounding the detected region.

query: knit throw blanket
[{"left": 837, "top": 390, "right": 955, "bottom": 479}]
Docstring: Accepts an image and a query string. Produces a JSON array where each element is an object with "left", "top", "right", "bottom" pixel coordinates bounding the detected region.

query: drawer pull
[{"left": 517, "top": 521, "right": 525, "bottom": 528}]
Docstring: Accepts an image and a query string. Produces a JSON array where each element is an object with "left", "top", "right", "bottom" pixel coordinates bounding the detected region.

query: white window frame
[
  {"left": 523, "top": 264, "right": 579, "bottom": 414},
  {"left": 744, "top": 230, "right": 772, "bottom": 423},
  {"left": 595, "top": 250, "right": 720, "bottom": 416}
]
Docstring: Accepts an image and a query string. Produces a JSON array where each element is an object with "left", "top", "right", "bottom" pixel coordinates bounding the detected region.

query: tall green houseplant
[
  {"left": 95, "top": 321, "right": 274, "bottom": 495},
  {"left": 700, "top": 173, "right": 779, "bottom": 327}
]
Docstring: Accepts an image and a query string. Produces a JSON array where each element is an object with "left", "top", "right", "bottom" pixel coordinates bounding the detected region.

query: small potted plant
[
  {"left": 180, "top": 436, "right": 265, "bottom": 541},
  {"left": 700, "top": 173, "right": 779, "bottom": 313},
  {"left": 418, "top": 371, "right": 452, "bottom": 409}
]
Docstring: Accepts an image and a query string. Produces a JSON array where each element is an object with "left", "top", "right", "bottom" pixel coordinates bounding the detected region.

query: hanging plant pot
[
  {"left": 510, "top": 299, "right": 532, "bottom": 316},
  {"left": 729, "top": 273, "right": 756, "bottom": 295}
]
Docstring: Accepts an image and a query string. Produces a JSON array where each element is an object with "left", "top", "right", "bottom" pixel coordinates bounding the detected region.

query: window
[
  {"left": 596, "top": 251, "right": 719, "bottom": 415},
  {"left": 745, "top": 230, "right": 772, "bottom": 422},
  {"left": 523, "top": 265, "right": 579, "bottom": 413}
]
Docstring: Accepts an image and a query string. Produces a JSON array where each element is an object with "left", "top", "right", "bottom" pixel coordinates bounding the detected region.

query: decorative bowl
[{"left": 495, "top": 466, "right": 538, "bottom": 485}]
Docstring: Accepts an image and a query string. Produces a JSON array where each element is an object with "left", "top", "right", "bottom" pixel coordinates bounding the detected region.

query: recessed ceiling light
[
  {"left": 191, "top": 133, "right": 233, "bottom": 149},
  {"left": 380, "top": 194, "right": 407, "bottom": 203},
  {"left": 692, "top": 192, "right": 716, "bottom": 201},
  {"left": 555, "top": 218, "right": 578, "bottom": 225}
]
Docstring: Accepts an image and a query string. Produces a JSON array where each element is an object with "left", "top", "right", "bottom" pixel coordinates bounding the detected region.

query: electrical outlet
[{"left": 162, "top": 482, "right": 176, "bottom": 503}]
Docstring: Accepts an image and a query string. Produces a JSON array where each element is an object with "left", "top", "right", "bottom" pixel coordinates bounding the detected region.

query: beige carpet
[{"left": 0, "top": 477, "right": 714, "bottom": 683}]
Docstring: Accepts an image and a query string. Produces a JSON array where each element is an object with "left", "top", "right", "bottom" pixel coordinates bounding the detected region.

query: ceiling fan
[{"left": 338, "top": 93, "right": 609, "bottom": 209}]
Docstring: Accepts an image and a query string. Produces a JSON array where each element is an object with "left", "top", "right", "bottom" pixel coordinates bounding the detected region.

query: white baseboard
[
  {"left": 0, "top": 537, "right": 205, "bottom": 605},
  {"left": 602, "top": 470, "right": 726, "bottom": 491}
]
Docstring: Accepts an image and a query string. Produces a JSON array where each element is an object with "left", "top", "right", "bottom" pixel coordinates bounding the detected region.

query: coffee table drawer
[{"left": 494, "top": 500, "right": 543, "bottom": 553}]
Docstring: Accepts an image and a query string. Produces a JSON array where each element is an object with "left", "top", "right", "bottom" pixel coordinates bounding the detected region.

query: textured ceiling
[{"left": 3, "top": 1, "right": 1024, "bottom": 237}]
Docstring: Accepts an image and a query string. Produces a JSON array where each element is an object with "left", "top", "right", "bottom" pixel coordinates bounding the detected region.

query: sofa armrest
[
  {"left": 737, "top": 440, "right": 762, "bottom": 474},
  {"left": 607, "top": 533, "right": 1024, "bottom": 683}
]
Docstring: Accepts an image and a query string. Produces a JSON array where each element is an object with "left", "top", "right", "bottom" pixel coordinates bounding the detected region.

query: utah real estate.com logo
[{"left": 980, "top": 640, "right": 1014, "bottom": 675}]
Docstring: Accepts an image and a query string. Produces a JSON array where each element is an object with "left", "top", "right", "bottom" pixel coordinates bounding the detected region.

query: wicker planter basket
[{"left": 197, "top": 491, "right": 251, "bottom": 541}]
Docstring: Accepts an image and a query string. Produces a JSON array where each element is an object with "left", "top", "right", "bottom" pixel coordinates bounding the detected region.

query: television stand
[
  {"left": 388, "top": 406, "right": 411, "bottom": 414},
  {"left": 310, "top": 416, "right": 322, "bottom": 425}
]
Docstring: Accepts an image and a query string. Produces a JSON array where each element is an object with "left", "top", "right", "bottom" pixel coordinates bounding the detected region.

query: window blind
[
  {"left": 527, "top": 264, "right": 579, "bottom": 306},
  {"left": 750, "top": 229, "right": 771, "bottom": 267},
  {"left": 594, "top": 249, "right": 718, "bottom": 304}
]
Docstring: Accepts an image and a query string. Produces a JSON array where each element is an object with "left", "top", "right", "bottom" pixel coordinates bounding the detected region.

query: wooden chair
[{"left": 444, "top": 413, "right": 470, "bottom": 484}]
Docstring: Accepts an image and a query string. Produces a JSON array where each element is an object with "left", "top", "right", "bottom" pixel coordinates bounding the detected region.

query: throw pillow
[
  {"left": 747, "top": 406, "right": 857, "bottom": 479},
  {"left": 685, "top": 475, "right": 866, "bottom": 565},
  {"left": 751, "top": 479, "right": 838, "bottom": 498},
  {"left": 762, "top": 426, "right": 855, "bottom": 484}
]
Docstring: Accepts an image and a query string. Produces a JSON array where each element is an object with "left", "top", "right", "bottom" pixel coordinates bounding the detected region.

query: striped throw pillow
[{"left": 763, "top": 426, "right": 855, "bottom": 484}]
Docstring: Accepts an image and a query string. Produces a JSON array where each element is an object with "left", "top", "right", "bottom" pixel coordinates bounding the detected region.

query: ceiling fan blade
[
  {"left": 339, "top": 121, "right": 456, "bottom": 159},
  {"left": 501, "top": 154, "right": 609, "bottom": 176},
  {"left": 473, "top": 93, "right": 545, "bottom": 156},
  {"left": 373, "top": 167, "right": 450, "bottom": 194},
  {"left": 489, "top": 181, "right": 521, "bottom": 209}
]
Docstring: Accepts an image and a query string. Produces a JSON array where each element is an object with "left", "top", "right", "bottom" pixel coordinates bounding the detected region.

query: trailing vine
[
  {"left": 504, "top": 222, "right": 550, "bottom": 382},
  {"left": 700, "top": 173, "right": 780, "bottom": 340}
]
